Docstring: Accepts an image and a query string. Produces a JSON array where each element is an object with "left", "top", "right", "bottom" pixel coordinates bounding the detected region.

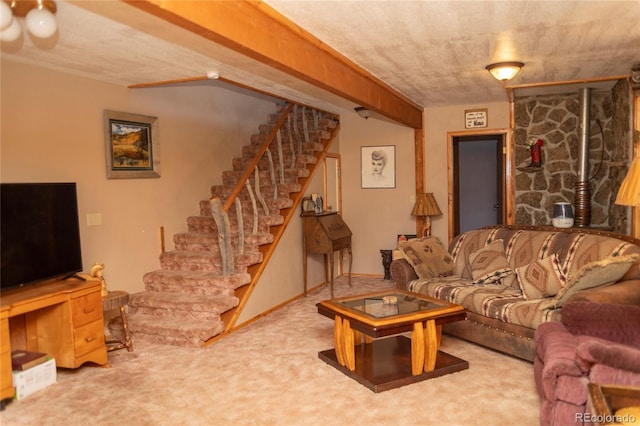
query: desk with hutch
[{"left": 1, "top": 278, "right": 108, "bottom": 404}]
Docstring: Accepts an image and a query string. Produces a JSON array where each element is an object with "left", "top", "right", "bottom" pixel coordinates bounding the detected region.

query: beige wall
[
  {"left": 424, "top": 102, "right": 510, "bottom": 242},
  {"left": 1, "top": 59, "right": 512, "bottom": 324},
  {"left": 339, "top": 113, "right": 416, "bottom": 276},
  {"left": 0, "top": 60, "right": 276, "bottom": 296}
]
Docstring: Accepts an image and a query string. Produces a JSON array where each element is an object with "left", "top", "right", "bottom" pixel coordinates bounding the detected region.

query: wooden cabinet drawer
[
  {"left": 73, "top": 320, "right": 105, "bottom": 357},
  {"left": 72, "top": 292, "right": 102, "bottom": 327}
]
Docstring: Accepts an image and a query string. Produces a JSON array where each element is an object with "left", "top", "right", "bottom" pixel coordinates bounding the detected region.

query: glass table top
[{"left": 337, "top": 293, "right": 447, "bottom": 319}]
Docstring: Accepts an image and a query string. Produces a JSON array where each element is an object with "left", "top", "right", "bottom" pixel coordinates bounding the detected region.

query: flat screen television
[{"left": 1, "top": 182, "right": 83, "bottom": 291}]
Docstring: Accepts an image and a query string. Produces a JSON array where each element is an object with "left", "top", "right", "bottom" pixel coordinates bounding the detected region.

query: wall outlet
[{"left": 86, "top": 213, "right": 102, "bottom": 227}]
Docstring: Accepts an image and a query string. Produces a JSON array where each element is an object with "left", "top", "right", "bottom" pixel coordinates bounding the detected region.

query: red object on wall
[{"left": 530, "top": 145, "right": 542, "bottom": 167}]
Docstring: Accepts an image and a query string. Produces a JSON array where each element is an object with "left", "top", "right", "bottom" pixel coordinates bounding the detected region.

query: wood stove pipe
[{"left": 575, "top": 87, "right": 592, "bottom": 227}]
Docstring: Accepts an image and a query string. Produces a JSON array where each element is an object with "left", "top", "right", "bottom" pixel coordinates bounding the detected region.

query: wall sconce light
[
  {"left": 1, "top": 0, "right": 58, "bottom": 42},
  {"left": 485, "top": 61, "right": 524, "bottom": 82},
  {"left": 411, "top": 193, "right": 442, "bottom": 237},
  {"left": 354, "top": 107, "right": 372, "bottom": 120}
]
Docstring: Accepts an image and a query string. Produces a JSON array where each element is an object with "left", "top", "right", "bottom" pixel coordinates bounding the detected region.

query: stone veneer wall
[{"left": 514, "top": 79, "right": 632, "bottom": 233}]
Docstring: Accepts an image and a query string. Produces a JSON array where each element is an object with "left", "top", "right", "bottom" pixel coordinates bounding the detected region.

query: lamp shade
[
  {"left": 411, "top": 193, "right": 442, "bottom": 217},
  {"left": 615, "top": 154, "right": 640, "bottom": 206},
  {"left": 486, "top": 62, "right": 524, "bottom": 81}
]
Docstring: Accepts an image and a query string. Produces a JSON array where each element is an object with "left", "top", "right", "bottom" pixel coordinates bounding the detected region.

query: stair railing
[{"left": 209, "top": 102, "right": 297, "bottom": 275}]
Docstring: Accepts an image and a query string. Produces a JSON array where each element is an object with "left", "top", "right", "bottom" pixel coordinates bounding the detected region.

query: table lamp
[
  {"left": 615, "top": 153, "right": 640, "bottom": 207},
  {"left": 411, "top": 193, "right": 442, "bottom": 237}
]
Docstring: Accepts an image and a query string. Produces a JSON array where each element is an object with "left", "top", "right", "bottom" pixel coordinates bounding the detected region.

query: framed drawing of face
[{"left": 361, "top": 145, "right": 396, "bottom": 189}]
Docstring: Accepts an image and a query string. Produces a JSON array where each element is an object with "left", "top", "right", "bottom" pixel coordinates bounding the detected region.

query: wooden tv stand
[{"left": 1, "top": 278, "right": 108, "bottom": 402}]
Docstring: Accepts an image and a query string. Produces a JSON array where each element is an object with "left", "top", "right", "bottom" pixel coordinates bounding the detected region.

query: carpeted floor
[{"left": 0, "top": 276, "right": 540, "bottom": 426}]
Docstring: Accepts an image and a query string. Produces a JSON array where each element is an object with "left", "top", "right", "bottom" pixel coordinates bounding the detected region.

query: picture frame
[
  {"left": 361, "top": 145, "right": 396, "bottom": 189},
  {"left": 464, "top": 108, "right": 488, "bottom": 129},
  {"left": 104, "top": 110, "right": 160, "bottom": 179}
]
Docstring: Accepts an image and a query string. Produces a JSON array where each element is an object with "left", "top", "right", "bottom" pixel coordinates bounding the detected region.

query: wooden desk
[
  {"left": 1, "top": 278, "right": 108, "bottom": 402},
  {"left": 302, "top": 212, "right": 352, "bottom": 298}
]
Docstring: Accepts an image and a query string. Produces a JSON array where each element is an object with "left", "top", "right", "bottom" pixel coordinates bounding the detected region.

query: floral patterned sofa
[{"left": 390, "top": 225, "right": 640, "bottom": 362}]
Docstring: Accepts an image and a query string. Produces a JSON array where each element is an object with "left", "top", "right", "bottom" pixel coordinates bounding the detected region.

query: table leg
[
  {"left": 328, "top": 252, "right": 336, "bottom": 298},
  {"left": 342, "top": 318, "right": 355, "bottom": 370},
  {"left": 119, "top": 306, "right": 133, "bottom": 352},
  {"left": 334, "top": 316, "right": 345, "bottom": 366},
  {"left": 347, "top": 243, "right": 353, "bottom": 287},
  {"left": 411, "top": 322, "right": 425, "bottom": 375},
  {"left": 424, "top": 320, "right": 440, "bottom": 372},
  {"left": 333, "top": 316, "right": 356, "bottom": 371},
  {"left": 411, "top": 320, "right": 442, "bottom": 375}
]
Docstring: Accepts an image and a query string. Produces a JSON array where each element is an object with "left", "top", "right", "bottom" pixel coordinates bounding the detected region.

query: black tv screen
[{"left": 1, "top": 182, "right": 83, "bottom": 290}]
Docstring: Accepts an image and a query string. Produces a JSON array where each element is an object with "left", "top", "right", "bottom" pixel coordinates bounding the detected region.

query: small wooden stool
[{"left": 102, "top": 290, "right": 133, "bottom": 352}]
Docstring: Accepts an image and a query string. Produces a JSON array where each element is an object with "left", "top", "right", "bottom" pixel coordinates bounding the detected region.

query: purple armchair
[{"left": 533, "top": 301, "right": 640, "bottom": 425}]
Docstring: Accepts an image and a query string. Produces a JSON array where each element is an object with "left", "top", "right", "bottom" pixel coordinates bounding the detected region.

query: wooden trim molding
[{"left": 124, "top": 0, "right": 423, "bottom": 129}]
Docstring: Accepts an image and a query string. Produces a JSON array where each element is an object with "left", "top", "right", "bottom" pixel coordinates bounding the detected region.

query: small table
[
  {"left": 102, "top": 291, "right": 133, "bottom": 352},
  {"left": 317, "top": 290, "right": 468, "bottom": 392}
]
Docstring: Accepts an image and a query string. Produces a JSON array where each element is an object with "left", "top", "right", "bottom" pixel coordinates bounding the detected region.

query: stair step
[
  {"left": 159, "top": 250, "right": 263, "bottom": 272},
  {"left": 143, "top": 270, "right": 251, "bottom": 295},
  {"left": 173, "top": 232, "right": 260, "bottom": 253},
  {"left": 186, "top": 214, "right": 284, "bottom": 234},
  {"left": 128, "top": 314, "right": 225, "bottom": 348},
  {"left": 129, "top": 291, "right": 238, "bottom": 320}
]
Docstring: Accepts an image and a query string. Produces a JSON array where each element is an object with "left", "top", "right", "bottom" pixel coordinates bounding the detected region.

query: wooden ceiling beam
[{"left": 123, "top": 0, "right": 423, "bottom": 129}]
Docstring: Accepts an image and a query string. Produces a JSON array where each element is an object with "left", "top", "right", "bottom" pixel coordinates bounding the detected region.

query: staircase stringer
[{"left": 212, "top": 122, "right": 340, "bottom": 340}]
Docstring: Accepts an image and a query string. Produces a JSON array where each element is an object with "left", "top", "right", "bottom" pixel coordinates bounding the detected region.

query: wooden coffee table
[{"left": 317, "top": 290, "right": 468, "bottom": 392}]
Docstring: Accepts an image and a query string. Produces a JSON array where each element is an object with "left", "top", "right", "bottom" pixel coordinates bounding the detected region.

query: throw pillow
[
  {"left": 553, "top": 254, "right": 639, "bottom": 307},
  {"left": 515, "top": 254, "right": 565, "bottom": 300},
  {"left": 399, "top": 236, "right": 454, "bottom": 279},
  {"left": 468, "top": 239, "right": 515, "bottom": 285}
]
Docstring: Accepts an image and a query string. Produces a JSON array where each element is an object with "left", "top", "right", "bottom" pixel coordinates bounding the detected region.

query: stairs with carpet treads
[{"left": 126, "top": 103, "right": 340, "bottom": 347}]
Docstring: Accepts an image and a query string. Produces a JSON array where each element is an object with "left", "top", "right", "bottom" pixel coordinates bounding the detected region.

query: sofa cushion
[
  {"left": 553, "top": 254, "right": 639, "bottom": 307},
  {"left": 398, "top": 236, "right": 454, "bottom": 279},
  {"left": 516, "top": 254, "right": 566, "bottom": 300},
  {"left": 469, "top": 239, "right": 516, "bottom": 286}
]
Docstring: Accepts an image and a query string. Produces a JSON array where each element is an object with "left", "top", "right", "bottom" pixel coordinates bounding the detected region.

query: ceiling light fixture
[
  {"left": 0, "top": 0, "right": 58, "bottom": 42},
  {"left": 485, "top": 61, "right": 524, "bottom": 82},
  {"left": 354, "top": 106, "right": 372, "bottom": 119}
]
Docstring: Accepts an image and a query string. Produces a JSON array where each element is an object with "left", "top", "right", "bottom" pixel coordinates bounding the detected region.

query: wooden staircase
[{"left": 127, "top": 103, "right": 340, "bottom": 347}]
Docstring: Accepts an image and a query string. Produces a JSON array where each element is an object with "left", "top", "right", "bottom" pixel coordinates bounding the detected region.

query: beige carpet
[{"left": 0, "top": 276, "right": 540, "bottom": 426}]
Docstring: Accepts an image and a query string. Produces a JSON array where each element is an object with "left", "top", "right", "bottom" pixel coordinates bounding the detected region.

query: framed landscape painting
[{"left": 104, "top": 110, "right": 160, "bottom": 179}]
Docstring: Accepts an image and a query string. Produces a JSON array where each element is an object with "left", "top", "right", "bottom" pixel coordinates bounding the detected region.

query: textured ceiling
[{"left": 2, "top": 1, "right": 639, "bottom": 116}]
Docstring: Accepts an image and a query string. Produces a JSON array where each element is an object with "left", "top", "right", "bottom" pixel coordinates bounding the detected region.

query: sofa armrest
[
  {"left": 534, "top": 322, "right": 585, "bottom": 400},
  {"left": 390, "top": 258, "right": 417, "bottom": 290},
  {"left": 577, "top": 336, "right": 640, "bottom": 374},
  {"left": 565, "top": 279, "right": 640, "bottom": 306}
]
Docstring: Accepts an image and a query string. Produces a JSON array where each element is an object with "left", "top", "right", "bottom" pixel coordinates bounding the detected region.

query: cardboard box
[{"left": 11, "top": 358, "right": 56, "bottom": 400}]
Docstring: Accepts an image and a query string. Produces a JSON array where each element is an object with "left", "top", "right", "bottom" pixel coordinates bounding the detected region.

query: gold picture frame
[{"left": 104, "top": 110, "right": 160, "bottom": 179}]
